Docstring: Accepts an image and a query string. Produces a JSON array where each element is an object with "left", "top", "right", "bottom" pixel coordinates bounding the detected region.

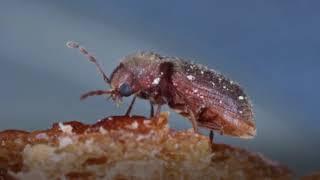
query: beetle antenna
[{"left": 66, "top": 41, "right": 110, "bottom": 84}]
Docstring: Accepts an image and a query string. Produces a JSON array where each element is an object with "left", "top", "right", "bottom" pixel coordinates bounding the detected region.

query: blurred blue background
[{"left": 0, "top": 0, "right": 319, "bottom": 175}]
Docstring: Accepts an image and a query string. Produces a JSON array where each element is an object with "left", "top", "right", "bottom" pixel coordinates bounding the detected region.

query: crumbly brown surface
[
  {"left": 301, "top": 171, "right": 320, "bottom": 180},
  {"left": 0, "top": 112, "right": 292, "bottom": 180}
]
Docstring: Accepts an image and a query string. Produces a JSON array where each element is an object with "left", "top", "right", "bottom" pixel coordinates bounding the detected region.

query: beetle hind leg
[{"left": 209, "top": 130, "right": 214, "bottom": 144}]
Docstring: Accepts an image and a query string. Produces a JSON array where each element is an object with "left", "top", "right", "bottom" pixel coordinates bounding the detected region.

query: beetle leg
[
  {"left": 209, "top": 130, "right": 215, "bottom": 152},
  {"left": 188, "top": 110, "right": 199, "bottom": 133},
  {"left": 125, "top": 96, "right": 137, "bottom": 116},
  {"left": 150, "top": 102, "right": 154, "bottom": 117},
  {"left": 209, "top": 130, "right": 214, "bottom": 144},
  {"left": 80, "top": 90, "right": 112, "bottom": 100},
  {"left": 155, "top": 105, "right": 162, "bottom": 117}
]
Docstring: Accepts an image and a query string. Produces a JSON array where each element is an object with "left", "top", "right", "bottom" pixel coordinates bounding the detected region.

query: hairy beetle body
[
  {"left": 67, "top": 42, "right": 256, "bottom": 139},
  {"left": 117, "top": 52, "right": 255, "bottom": 138}
]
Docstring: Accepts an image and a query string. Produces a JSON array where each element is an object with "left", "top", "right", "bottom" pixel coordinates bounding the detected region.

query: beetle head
[
  {"left": 67, "top": 41, "right": 137, "bottom": 103},
  {"left": 108, "top": 63, "right": 137, "bottom": 101}
]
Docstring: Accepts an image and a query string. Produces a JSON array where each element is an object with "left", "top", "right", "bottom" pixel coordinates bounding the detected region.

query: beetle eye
[{"left": 119, "top": 83, "right": 133, "bottom": 97}]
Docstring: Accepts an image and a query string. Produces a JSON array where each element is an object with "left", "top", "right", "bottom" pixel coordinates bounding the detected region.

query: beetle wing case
[{"left": 170, "top": 60, "right": 256, "bottom": 138}]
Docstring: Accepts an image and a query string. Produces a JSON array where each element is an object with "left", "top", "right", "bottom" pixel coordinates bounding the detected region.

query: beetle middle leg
[
  {"left": 187, "top": 109, "right": 199, "bottom": 133},
  {"left": 149, "top": 101, "right": 162, "bottom": 118},
  {"left": 149, "top": 102, "right": 154, "bottom": 117},
  {"left": 155, "top": 104, "right": 162, "bottom": 117}
]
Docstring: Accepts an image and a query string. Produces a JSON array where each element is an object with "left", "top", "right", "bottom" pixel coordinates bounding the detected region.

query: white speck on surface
[
  {"left": 14, "top": 138, "right": 23, "bottom": 144},
  {"left": 84, "top": 139, "right": 95, "bottom": 153},
  {"left": 150, "top": 149, "right": 159, "bottom": 157},
  {"left": 128, "top": 121, "right": 139, "bottom": 129},
  {"left": 230, "top": 80, "right": 234, "bottom": 84},
  {"left": 238, "top": 96, "right": 244, "bottom": 100},
  {"left": 200, "top": 95, "right": 204, "bottom": 99},
  {"left": 201, "top": 71, "right": 204, "bottom": 74},
  {"left": 211, "top": 82, "right": 215, "bottom": 86},
  {"left": 136, "top": 134, "right": 153, "bottom": 141},
  {"left": 143, "top": 120, "right": 152, "bottom": 125},
  {"left": 99, "top": 127, "right": 108, "bottom": 134},
  {"left": 58, "top": 123, "right": 73, "bottom": 134},
  {"left": 50, "top": 154, "right": 64, "bottom": 163},
  {"left": 108, "top": 117, "right": 113, "bottom": 120},
  {"left": 218, "top": 78, "right": 222, "bottom": 82},
  {"left": 193, "top": 89, "right": 198, "bottom": 93},
  {"left": 152, "top": 77, "right": 161, "bottom": 85},
  {"left": 160, "top": 72, "right": 164, "bottom": 75},
  {"left": 187, "top": 75, "right": 195, "bottom": 80},
  {"left": 175, "top": 144, "right": 179, "bottom": 149},
  {"left": 219, "top": 100, "right": 223, "bottom": 104},
  {"left": 59, "top": 137, "right": 73, "bottom": 149},
  {"left": 223, "top": 86, "right": 226, "bottom": 89},
  {"left": 239, "top": 110, "right": 243, "bottom": 114}
]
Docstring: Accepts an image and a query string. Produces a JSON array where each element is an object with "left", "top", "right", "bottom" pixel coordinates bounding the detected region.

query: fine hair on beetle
[{"left": 66, "top": 41, "right": 256, "bottom": 140}]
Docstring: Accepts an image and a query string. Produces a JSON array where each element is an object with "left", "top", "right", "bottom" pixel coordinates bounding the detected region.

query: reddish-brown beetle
[{"left": 67, "top": 41, "right": 256, "bottom": 139}]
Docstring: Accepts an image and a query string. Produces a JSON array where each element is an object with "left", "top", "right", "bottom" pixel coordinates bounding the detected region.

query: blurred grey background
[{"left": 0, "top": 0, "right": 319, "bottom": 175}]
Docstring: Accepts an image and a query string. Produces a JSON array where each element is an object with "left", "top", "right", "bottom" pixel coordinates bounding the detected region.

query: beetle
[{"left": 66, "top": 41, "right": 256, "bottom": 139}]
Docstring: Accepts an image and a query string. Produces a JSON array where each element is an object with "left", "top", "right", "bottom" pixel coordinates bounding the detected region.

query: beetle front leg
[
  {"left": 125, "top": 96, "right": 137, "bottom": 116},
  {"left": 80, "top": 90, "right": 112, "bottom": 100}
]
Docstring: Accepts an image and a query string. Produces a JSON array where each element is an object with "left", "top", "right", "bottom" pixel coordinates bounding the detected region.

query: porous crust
[{"left": 0, "top": 112, "right": 292, "bottom": 180}]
